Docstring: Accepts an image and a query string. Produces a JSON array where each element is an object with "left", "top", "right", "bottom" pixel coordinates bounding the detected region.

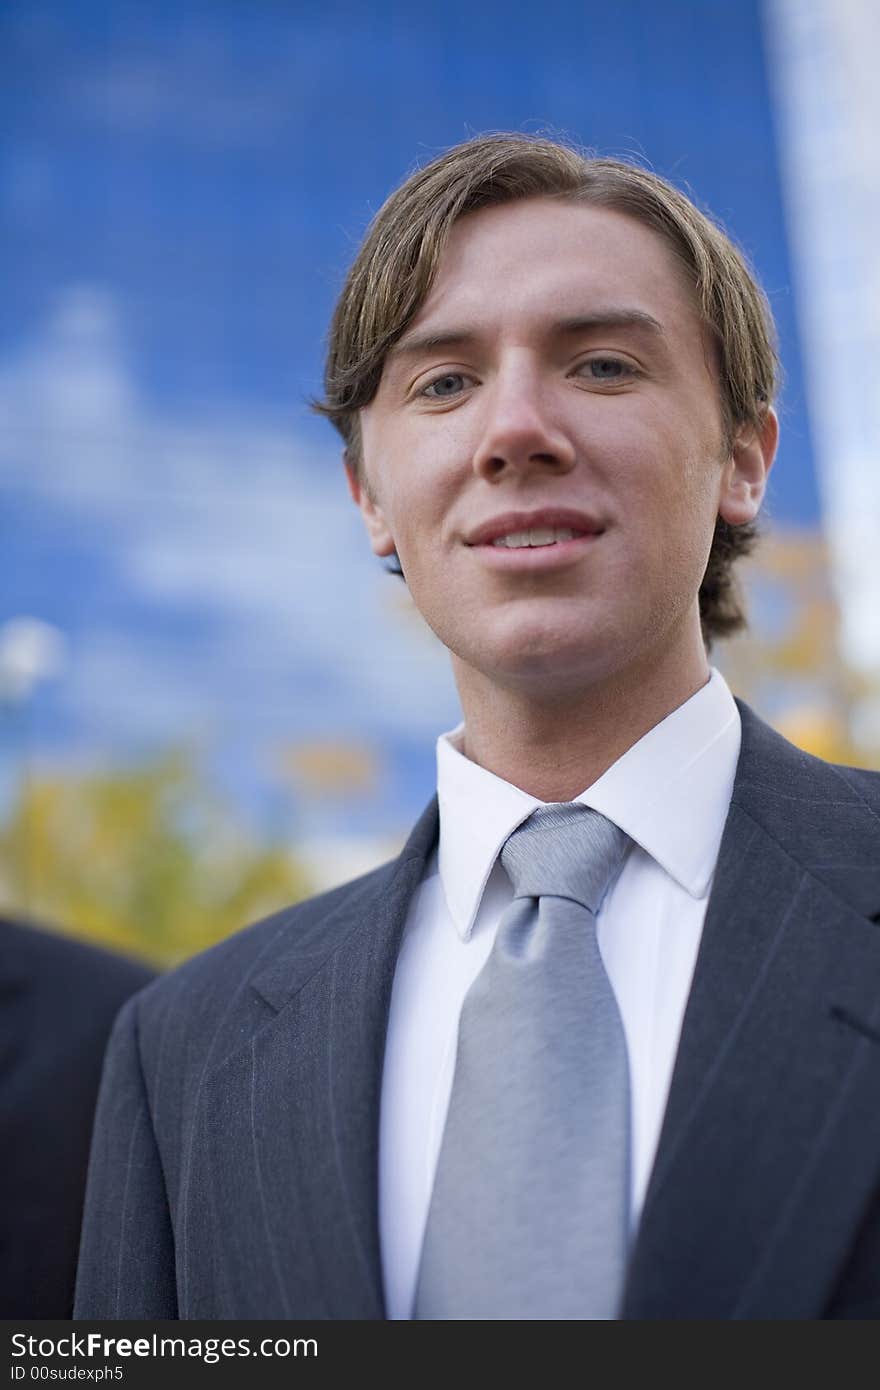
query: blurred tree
[
  {"left": 281, "top": 739, "right": 379, "bottom": 798},
  {"left": 0, "top": 752, "right": 312, "bottom": 968},
  {"left": 719, "top": 529, "right": 880, "bottom": 769}
]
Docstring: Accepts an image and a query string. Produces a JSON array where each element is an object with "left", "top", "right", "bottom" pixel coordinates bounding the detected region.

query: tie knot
[{"left": 500, "top": 803, "right": 631, "bottom": 912}]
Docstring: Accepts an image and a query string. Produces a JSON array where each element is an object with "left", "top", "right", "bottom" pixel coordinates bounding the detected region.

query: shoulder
[
  {"left": 827, "top": 760, "right": 880, "bottom": 813},
  {"left": 127, "top": 855, "right": 401, "bottom": 1039},
  {"left": 130, "top": 796, "right": 440, "bottom": 1029},
  {"left": 0, "top": 915, "right": 155, "bottom": 1017},
  {"left": 92, "top": 853, "right": 415, "bottom": 1136},
  {"left": 732, "top": 701, "right": 880, "bottom": 915},
  {"left": 735, "top": 699, "right": 880, "bottom": 809},
  {"left": 109, "top": 797, "right": 439, "bottom": 1102},
  {"left": 0, "top": 919, "right": 156, "bottom": 1127}
]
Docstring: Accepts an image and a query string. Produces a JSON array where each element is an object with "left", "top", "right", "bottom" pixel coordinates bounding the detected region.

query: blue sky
[{"left": 1, "top": 0, "right": 820, "bottom": 835}]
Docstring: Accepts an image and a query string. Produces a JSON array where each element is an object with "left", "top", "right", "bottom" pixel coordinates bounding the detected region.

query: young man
[{"left": 75, "top": 135, "right": 880, "bottom": 1320}]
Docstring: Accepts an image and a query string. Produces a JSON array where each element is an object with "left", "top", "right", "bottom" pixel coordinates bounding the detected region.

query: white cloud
[
  {"left": 0, "top": 287, "right": 461, "bottom": 755},
  {"left": 67, "top": 39, "right": 302, "bottom": 148}
]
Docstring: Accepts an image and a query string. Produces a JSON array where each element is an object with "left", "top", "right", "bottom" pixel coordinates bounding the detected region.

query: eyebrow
[{"left": 387, "top": 309, "right": 666, "bottom": 363}]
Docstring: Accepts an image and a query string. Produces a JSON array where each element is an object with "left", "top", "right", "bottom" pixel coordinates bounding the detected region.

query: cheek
[
  {"left": 606, "top": 430, "right": 723, "bottom": 582},
  {"left": 386, "top": 467, "right": 461, "bottom": 555},
  {"left": 618, "top": 404, "right": 723, "bottom": 506}
]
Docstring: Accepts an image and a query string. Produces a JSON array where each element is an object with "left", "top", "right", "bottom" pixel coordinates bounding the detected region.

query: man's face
[{"left": 352, "top": 196, "right": 773, "bottom": 696}]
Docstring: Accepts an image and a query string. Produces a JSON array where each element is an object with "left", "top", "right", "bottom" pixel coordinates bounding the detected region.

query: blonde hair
[{"left": 315, "top": 133, "right": 779, "bottom": 643}]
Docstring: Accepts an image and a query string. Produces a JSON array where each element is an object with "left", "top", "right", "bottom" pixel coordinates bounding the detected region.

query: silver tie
[{"left": 414, "top": 802, "right": 633, "bottom": 1320}]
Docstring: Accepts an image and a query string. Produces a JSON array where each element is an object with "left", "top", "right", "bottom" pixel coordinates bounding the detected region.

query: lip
[
  {"left": 463, "top": 508, "right": 605, "bottom": 573},
  {"left": 470, "top": 531, "right": 601, "bottom": 571},
  {"left": 463, "top": 507, "right": 605, "bottom": 547}
]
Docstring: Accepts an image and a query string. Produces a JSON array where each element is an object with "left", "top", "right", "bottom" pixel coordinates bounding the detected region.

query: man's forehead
[{"left": 408, "top": 197, "right": 700, "bottom": 333}]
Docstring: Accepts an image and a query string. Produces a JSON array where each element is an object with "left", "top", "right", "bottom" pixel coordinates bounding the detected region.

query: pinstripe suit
[{"left": 74, "top": 704, "right": 880, "bottom": 1319}]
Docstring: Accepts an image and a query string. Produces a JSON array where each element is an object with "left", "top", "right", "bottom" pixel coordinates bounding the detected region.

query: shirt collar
[{"left": 436, "top": 668, "right": 741, "bottom": 940}]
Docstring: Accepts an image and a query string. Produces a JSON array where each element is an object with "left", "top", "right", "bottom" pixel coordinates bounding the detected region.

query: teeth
[{"left": 491, "top": 526, "right": 579, "bottom": 548}]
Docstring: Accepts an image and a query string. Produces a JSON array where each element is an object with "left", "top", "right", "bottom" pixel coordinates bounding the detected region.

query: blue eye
[
  {"left": 584, "top": 358, "right": 628, "bottom": 379},
  {"left": 423, "top": 373, "right": 468, "bottom": 398}
]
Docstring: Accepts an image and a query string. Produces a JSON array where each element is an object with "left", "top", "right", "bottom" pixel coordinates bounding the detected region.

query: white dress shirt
[{"left": 378, "top": 668, "right": 741, "bottom": 1320}]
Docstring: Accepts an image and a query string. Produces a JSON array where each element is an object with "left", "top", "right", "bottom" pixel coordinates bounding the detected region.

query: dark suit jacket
[
  {"left": 73, "top": 704, "right": 880, "bottom": 1319},
  {"left": 0, "top": 918, "right": 155, "bottom": 1317}
]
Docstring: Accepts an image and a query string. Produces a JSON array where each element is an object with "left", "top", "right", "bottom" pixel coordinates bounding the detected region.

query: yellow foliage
[
  {"left": 720, "top": 527, "right": 880, "bottom": 771},
  {"left": 281, "top": 740, "right": 379, "bottom": 796},
  {"left": 775, "top": 707, "right": 864, "bottom": 765},
  {"left": 0, "top": 752, "right": 313, "bottom": 969}
]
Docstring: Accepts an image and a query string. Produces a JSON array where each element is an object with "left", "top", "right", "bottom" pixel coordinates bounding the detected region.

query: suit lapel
[
  {"left": 192, "top": 799, "right": 439, "bottom": 1319},
  {"left": 623, "top": 706, "right": 880, "bottom": 1319}
]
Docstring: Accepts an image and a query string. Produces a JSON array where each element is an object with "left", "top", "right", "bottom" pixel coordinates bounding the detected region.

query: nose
[{"left": 471, "top": 360, "right": 576, "bottom": 482}]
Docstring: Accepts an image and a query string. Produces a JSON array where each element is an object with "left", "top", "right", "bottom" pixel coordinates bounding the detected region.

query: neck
[{"left": 451, "top": 629, "right": 711, "bottom": 801}]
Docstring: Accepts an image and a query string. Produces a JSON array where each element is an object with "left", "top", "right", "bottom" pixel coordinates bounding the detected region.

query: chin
[{"left": 469, "top": 624, "right": 628, "bottom": 693}]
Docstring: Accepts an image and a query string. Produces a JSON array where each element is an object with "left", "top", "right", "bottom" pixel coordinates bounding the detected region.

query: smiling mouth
[
  {"left": 464, "top": 508, "right": 605, "bottom": 550},
  {"left": 490, "top": 526, "right": 586, "bottom": 549},
  {"left": 467, "top": 530, "right": 603, "bottom": 572}
]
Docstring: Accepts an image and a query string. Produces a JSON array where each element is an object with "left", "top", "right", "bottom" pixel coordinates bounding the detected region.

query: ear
[
  {"left": 717, "top": 407, "right": 779, "bottom": 526},
  {"left": 344, "top": 450, "right": 397, "bottom": 558}
]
